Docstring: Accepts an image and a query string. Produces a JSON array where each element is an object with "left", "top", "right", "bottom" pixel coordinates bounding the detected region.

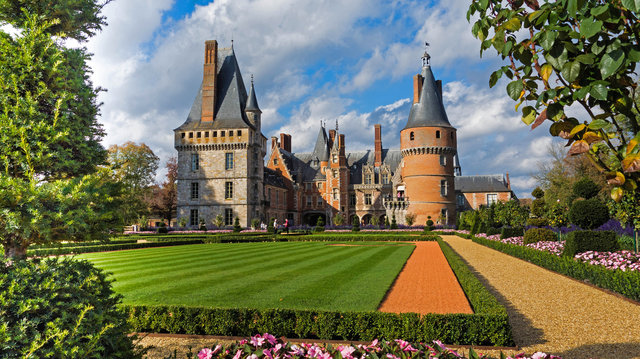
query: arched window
[
  {"left": 410, "top": 132, "right": 414, "bottom": 140},
  {"left": 436, "top": 130, "right": 441, "bottom": 138}
]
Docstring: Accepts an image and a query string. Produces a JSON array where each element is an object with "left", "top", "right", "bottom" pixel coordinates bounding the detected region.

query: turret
[
  {"left": 400, "top": 43, "right": 457, "bottom": 226},
  {"left": 245, "top": 75, "right": 261, "bottom": 130}
]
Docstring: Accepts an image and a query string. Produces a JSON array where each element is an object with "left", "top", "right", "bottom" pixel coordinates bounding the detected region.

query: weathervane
[{"left": 422, "top": 41, "right": 431, "bottom": 66}]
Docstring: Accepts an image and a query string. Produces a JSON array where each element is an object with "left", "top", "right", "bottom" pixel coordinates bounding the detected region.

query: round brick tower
[{"left": 400, "top": 48, "right": 457, "bottom": 226}]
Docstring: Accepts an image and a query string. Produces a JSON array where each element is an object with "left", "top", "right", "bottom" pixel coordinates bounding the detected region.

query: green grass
[{"left": 78, "top": 241, "right": 414, "bottom": 312}]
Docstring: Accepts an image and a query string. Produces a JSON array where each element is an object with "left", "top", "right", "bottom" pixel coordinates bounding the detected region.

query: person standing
[{"left": 284, "top": 218, "right": 289, "bottom": 234}]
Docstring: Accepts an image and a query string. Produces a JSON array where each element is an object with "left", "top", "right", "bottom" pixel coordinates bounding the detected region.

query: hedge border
[{"left": 28, "top": 239, "right": 205, "bottom": 256}]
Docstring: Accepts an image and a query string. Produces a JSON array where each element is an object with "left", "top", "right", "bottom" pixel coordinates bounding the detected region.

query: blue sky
[{"left": 83, "top": 0, "right": 565, "bottom": 198}]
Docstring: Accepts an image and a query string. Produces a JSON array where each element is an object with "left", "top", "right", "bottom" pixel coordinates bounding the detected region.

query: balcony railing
[{"left": 383, "top": 196, "right": 409, "bottom": 210}]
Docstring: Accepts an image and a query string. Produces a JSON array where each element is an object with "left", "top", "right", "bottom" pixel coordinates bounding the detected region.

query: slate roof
[
  {"left": 404, "top": 65, "right": 453, "bottom": 130},
  {"left": 175, "top": 46, "right": 255, "bottom": 131},
  {"left": 263, "top": 167, "right": 287, "bottom": 189},
  {"left": 455, "top": 175, "right": 510, "bottom": 193},
  {"left": 245, "top": 79, "right": 261, "bottom": 112}
]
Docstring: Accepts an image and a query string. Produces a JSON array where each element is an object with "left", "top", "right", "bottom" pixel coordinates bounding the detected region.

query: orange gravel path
[{"left": 378, "top": 241, "right": 472, "bottom": 315}]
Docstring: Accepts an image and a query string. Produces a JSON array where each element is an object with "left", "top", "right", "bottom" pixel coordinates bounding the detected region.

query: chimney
[
  {"left": 338, "top": 134, "right": 345, "bottom": 156},
  {"left": 279, "top": 133, "right": 291, "bottom": 152},
  {"left": 201, "top": 40, "right": 218, "bottom": 122},
  {"left": 271, "top": 136, "right": 279, "bottom": 150},
  {"left": 328, "top": 129, "right": 336, "bottom": 149},
  {"left": 506, "top": 172, "right": 511, "bottom": 189},
  {"left": 413, "top": 74, "right": 423, "bottom": 104},
  {"left": 374, "top": 124, "right": 382, "bottom": 167}
]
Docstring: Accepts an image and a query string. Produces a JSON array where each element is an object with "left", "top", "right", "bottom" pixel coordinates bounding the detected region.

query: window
[
  {"left": 237, "top": 130, "right": 242, "bottom": 136},
  {"left": 205, "top": 131, "right": 209, "bottom": 138},
  {"left": 364, "top": 193, "right": 372, "bottom": 205},
  {"left": 197, "top": 132, "right": 201, "bottom": 138},
  {"left": 189, "top": 132, "right": 194, "bottom": 138},
  {"left": 190, "top": 209, "right": 199, "bottom": 226},
  {"left": 440, "top": 154, "right": 446, "bottom": 166},
  {"left": 332, "top": 188, "right": 339, "bottom": 200},
  {"left": 440, "top": 179, "right": 448, "bottom": 197},
  {"left": 441, "top": 208, "right": 448, "bottom": 223},
  {"left": 365, "top": 173, "right": 372, "bottom": 185},
  {"left": 267, "top": 188, "right": 271, "bottom": 200},
  {"left": 332, "top": 154, "right": 338, "bottom": 163},
  {"left": 450, "top": 132, "right": 454, "bottom": 139},
  {"left": 225, "top": 153, "right": 234, "bottom": 170},
  {"left": 436, "top": 130, "right": 441, "bottom": 138},
  {"left": 273, "top": 158, "right": 278, "bottom": 166},
  {"left": 382, "top": 173, "right": 389, "bottom": 184},
  {"left": 225, "top": 182, "right": 233, "bottom": 199},
  {"left": 457, "top": 194, "right": 465, "bottom": 206},
  {"left": 276, "top": 190, "right": 279, "bottom": 205},
  {"left": 221, "top": 131, "right": 226, "bottom": 137},
  {"left": 283, "top": 192, "right": 287, "bottom": 204},
  {"left": 349, "top": 193, "right": 356, "bottom": 206},
  {"left": 410, "top": 132, "right": 414, "bottom": 140},
  {"left": 305, "top": 183, "right": 311, "bottom": 191},
  {"left": 191, "top": 153, "right": 199, "bottom": 171},
  {"left": 181, "top": 133, "right": 185, "bottom": 138},
  {"left": 213, "top": 131, "right": 217, "bottom": 137},
  {"left": 224, "top": 208, "right": 233, "bottom": 226},
  {"left": 487, "top": 193, "right": 498, "bottom": 205},
  {"left": 191, "top": 182, "right": 199, "bottom": 199},
  {"left": 317, "top": 196, "right": 323, "bottom": 206},
  {"left": 333, "top": 169, "right": 338, "bottom": 178},
  {"left": 306, "top": 196, "right": 312, "bottom": 207}
]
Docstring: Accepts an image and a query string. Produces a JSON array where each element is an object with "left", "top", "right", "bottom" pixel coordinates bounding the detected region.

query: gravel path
[
  {"left": 442, "top": 235, "right": 640, "bottom": 359},
  {"left": 379, "top": 241, "right": 472, "bottom": 314}
]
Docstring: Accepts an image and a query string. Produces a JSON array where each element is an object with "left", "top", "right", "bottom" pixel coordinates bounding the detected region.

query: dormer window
[
  {"left": 332, "top": 154, "right": 338, "bottom": 163},
  {"left": 365, "top": 173, "right": 372, "bottom": 185},
  {"left": 237, "top": 130, "right": 242, "bottom": 136},
  {"left": 189, "top": 132, "right": 194, "bottom": 138},
  {"left": 197, "top": 132, "right": 202, "bottom": 138}
]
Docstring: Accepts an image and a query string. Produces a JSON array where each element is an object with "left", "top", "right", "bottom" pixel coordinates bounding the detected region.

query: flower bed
[
  {"left": 575, "top": 250, "right": 640, "bottom": 272},
  {"left": 187, "top": 333, "right": 558, "bottom": 359}
]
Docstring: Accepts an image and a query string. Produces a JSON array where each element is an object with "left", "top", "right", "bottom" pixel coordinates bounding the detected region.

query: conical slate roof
[
  {"left": 311, "top": 126, "right": 329, "bottom": 162},
  {"left": 404, "top": 65, "right": 452, "bottom": 130},
  {"left": 175, "top": 46, "right": 255, "bottom": 131},
  {"left": 245, "top": 77, "right": 261, "bottom": 112}
]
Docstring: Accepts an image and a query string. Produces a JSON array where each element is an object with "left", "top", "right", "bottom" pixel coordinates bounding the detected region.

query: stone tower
[
  {"left": 400, "top": 46, "right": 457, "bottom": 226},
  {"left": 174, "top": 40, "right": 267, "bottom": 228}
]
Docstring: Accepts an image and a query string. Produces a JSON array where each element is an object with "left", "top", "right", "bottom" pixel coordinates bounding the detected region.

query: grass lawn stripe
[
  {"left": 85, "top": 243, "right": 311, "bottom": 280},
  {"left": 206, "top": 245, "right": 405, "bottom": 310},
  {"left": 80, "top": 242, "right": 413, "bottom": 311},
  {"left": 115, "top": 243, "right": 349, "bottom": 304}
]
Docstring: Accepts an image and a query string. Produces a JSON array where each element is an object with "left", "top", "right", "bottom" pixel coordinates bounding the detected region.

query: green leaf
[
  {"left": 489, "top": 70, "right": 502, "bottom": 88},
  {"left": 522, "top": 106, "right": 536, "bottom": 125},
  {"left": 539, "top": 31, "right": 558, "bottom": 51},
  {"left": 590, "top": 4, "right": 609, "bottom": 16},
  {"left": 507, "top": 80, "right": 524, "bottom": 101},
  {"left": 580, "top": 17, "right": 603, "bottom": 39},
  {"left": 621, "top": 0, "right": 640, "bottom": 12},
  {"left": 575, "top": 54, "right": 595, "bottom": 65},
  {"left": 469, "top": 348, "right": 480, "bottom": 359},
  {"left": 628, "top": 48, "right": 640, "bottom": 62},
  {"left": 566, "top": 0, "right": 578, "bottom": 17},
  {"left": 600, "top": 49, "right": 625, "bottom": 79},
  {"left": 561, "top": 61, "right": 581, "bottom": 83},
  {"left": 545, "top": 45, "right": 569, "bottom": 70},
  {"left": 588, "top": 119, "right": 609, "bottom": 130},
  {"left": 503, "top": 17, "right": 521, "bottom": 32},
  {"left": 589, "top": 83, "right": 608, "bottom": 100}
]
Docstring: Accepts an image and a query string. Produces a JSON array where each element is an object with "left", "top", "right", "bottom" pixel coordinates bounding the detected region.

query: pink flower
[
  {"left": 338, "top": 345, "right": 356, "bottom": 358},
  {"left": 198, "top": 348, "right": 213, "bottom": 359},
  {"left": 386, "top": 354, "right": 400, "bottom": 359},
  {"left": 532, "top": 352, "right": 547, "bottom": 359},
  {"left": 232, "top": 349, "right": 243, "bottom": 359},
  {"left": 247, "top": 355, "right": 258, "bottom": 359},
  {"left": 289, "top": 344, "right": 305, "bottom": 356},
  {"left": 263, "top": 333, "right": 278, "bottom": 345},
  {"left": 250, "top": 334, "right": 265, "bottom": 347}
]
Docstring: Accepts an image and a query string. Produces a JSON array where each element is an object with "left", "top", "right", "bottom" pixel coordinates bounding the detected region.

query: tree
[
  {"left": 150, "top": 156, "right": 177, "bottom": 224},
  {"left": 0, "top": 9, "right": 117, "bottom": 259},
  {"left": 468, "top": 0, "right": 640, "bottom": 202},
  {"left": 333, "top": 212, "right": 344, "bottom": 226},
  {"left": 107, "top": 142, "right": 159, "bottom": 225}
]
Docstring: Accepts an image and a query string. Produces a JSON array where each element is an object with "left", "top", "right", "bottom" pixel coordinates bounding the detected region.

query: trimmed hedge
[
  {"left": 523, "top": 228, "right": 556, "bottom": 244},
  {"left": 287, "top": 233, "right": 440, "bottom": 242},
  {"left": 28, "top": 239, "right": 206, "bottom": 256},
  {"left": 125, "top": 305, "right": 512, "bottom": 346},
  {"left": 469, "top": 234, "right": 640, "bottom": 302},
  {"left": 563, "top": 230, "right": 619, "bottom": 257},
  {"left": 500, "top": 227, "right": 523, "bottom": 239},
  {"left": 29, "top": 238, "right": 138, "bottom": 249}
]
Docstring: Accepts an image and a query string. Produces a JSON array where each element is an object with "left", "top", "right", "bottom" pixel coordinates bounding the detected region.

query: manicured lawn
[{"left": 78, "top": 241, "right": 414, "bottom": 311}]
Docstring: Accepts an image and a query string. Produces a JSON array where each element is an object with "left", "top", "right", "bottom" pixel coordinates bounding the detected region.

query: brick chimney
[
  {"left": 374, "top": 124, "right": 382, "bottom": 167},
  {"left": 279, "top": 133, "right": 291, "bottom": 152},
  {"left": 338, "top": 134, "right": 346, "bottom": 156},
  {"left": 328, "top": 129, "right": 336, "bottom": 149},
  {"left": 201, "top": 40, "right": 218, "bottom": 122},
  {"left": 506, "top": 171, "right": 511, "bottom": 189},
  {"left": 413, "top": 74, "right": 423, "bottom": 104}
]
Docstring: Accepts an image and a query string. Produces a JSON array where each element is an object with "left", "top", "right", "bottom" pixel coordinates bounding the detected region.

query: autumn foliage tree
[
  {"left": 468, "top": 0, "right": 640, "bottom": 202},
  {"left": 150, "top": 156, "right": 178, "bottom": 224}
]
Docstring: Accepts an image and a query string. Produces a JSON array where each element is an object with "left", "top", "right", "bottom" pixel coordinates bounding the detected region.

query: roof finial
[
  {"left": 422, "top": 41, "right": 431, "bottom": 67},
  {"left": 251, "top": 74, "right": 254, "bottom": 85},
  {"left": 335, "top": 119, "right": 339, "bottom": 132}
]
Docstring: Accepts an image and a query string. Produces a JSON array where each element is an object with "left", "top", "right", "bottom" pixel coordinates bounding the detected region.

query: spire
[
  {"left": 246, "top": 75, "right": 261, "bottom": 113},
  {"left": 403, "top": 43, "right": 453, "bottom": 130},
  {"left": 312, "top": 125, "right": 329, "bottom": 162}
]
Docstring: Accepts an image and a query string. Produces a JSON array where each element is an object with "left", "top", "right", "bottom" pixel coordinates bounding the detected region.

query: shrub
[
  {"left": 486, "top": 227, "right": 500, "bottom": 235},
  {"left": 569, "top": 198, "right": 610, "bottom": 229},
  {"left": 370, "top": 216, "right": 379, "bottom": 226},
  {"left": 385, "top": 216, "right": 390, "bottom": 228},
  {"left": 233, "top": 217, "right": 242, "bottom": 232},
  {"left": 178, "top": 217, "right": 187, "bottom": 228},
  {"left": 351, "top": 219, "right": 360, "bottom": 232},
  {"left": 267, "top": 217, "right": 276, "bottom": 234},
  {"left": 425, "top": 216, "right": 435, "bottom": 232},
  {"left": 526, "top": 218, "right": 548, "bottom": 227},
  {"left": 523, "top": 228, "right": 557, "bottom": 244},
  {"left": 390, "top": 214, "right": 398, "bottom": 229},
  {"left": 251, "top": 218, "right": 260, "bottom": 230},
  {"left": 157, "top": 221, "right": 168, "bottom": 234},
  {"left": 470, "top": 211, "right": 480, "bottom": 235},
  {"left": 314, "top": 217, "right": 325, "bottom": 232},
  {"left": 573, "top": 178, "right": 600, "bottom": 199},
  {"left": 214, "top": 214, "right": 224, "bottom": 228},
  {"left": 500, "top": 227, "right": 524, "bottom": 239},
  {"left": 199, "top": 218, "right": 207, "bottom": 231},
  {"left": 0, "top": 258, "right": 142, "bottom": 358},
  {"left": 563, "top": 230, "right": 619, "bottom": 257},
  {"left": 333, "top": 212, "right": 344, "bottom": 226},
  {"left": 531, "top": 187, "right": 544, "bottom": 199},
  {"left": 405, "top": 213, "right": 416, "bottom": 226}
]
